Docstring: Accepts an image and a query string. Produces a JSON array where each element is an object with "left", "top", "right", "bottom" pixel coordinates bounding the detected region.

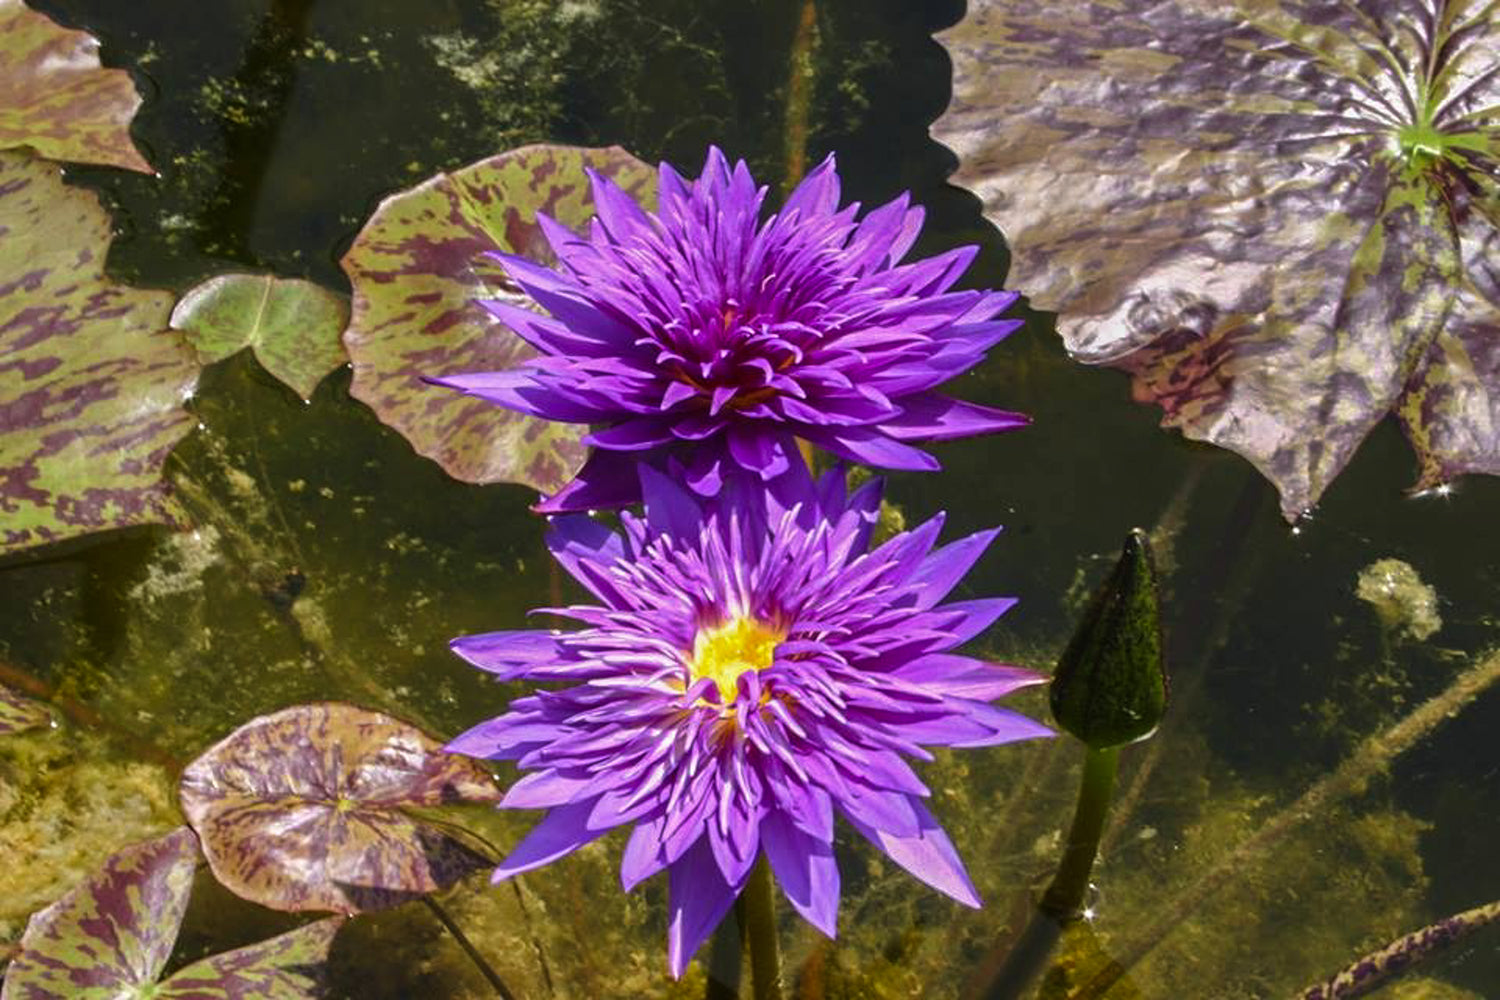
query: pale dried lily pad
[
  {"left": 179, "top": 702, "right": 502, "bottom": 915},
  {"left": 0, "top": 150, "right": 198, "bottom": 556},
  {"left": 1, "top": 827, "right": 343, "bottom": 1000},
  {"left": 0, "top": 0, "right": 152, "bottom": 172},
  {"left": 934, "top": 0, "right": 1500, "bottom": 518},
  {"left": 171, "top": 273, "right": 350, "bottom": 402},
  {"left": 341, "top": 143, "right": 657, "bottom": 493}
]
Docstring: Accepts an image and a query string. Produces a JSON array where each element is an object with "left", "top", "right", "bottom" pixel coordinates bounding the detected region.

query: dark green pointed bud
[{"left": 1050, "top": 528, "right": 1167, "bottom": 749}]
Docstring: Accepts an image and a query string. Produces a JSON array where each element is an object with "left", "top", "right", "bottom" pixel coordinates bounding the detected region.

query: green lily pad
[
  {"left": 170, "top": 274, "right": 350, "bottom": 402},
  {"left": 340, "top": 143, "right": 657, "bottom": 493},
  {"left": 0, "top": 0, "right": 152, "bottom": 172},
  {"left": 934, "top": 1, "right": 1500, "bottom": 519},
  {"left": 0, "top": 150, "right": 198, "bottom": 557},
  {"left": 178, "top": 702, "right": 502, "bottom": 915},
  {"left": 0, "top": 682, "right": 48, "bottom": 735},
  {"left": 0, "top": 826, "right": 344, "bottom": 999}
]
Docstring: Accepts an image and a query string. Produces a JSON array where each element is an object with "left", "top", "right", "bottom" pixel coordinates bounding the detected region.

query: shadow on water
[{"left": 207, "top": 0, "right": 319, "bottom": 261}]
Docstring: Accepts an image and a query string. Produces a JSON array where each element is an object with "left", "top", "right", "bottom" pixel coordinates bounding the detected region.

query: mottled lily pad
[
  {"left": 341, "top": 143, "right": 657, "bottom": 493},
  {"left": 171, "top": 273, "right": 350, "bottom": 402},
  {"left": 179, "top": 702, "right": 502, "bottom": 914},
  {"left": 0, "top": 150, "right": 198, "bottom": 556},
  {"left": 0, "top": 826, "right": 343, "bottom": 999},
  {"left": 934, "top": 1, "right": 1500, "bottom": 518},
  {"left": 0, "top": 682, "right": 49, "bottom": 735},
  {"left": 0, "top": 0, "right": 152, "bottom": 172}
]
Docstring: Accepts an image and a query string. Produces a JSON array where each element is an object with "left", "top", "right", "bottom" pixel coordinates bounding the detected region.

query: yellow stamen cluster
[{"left": 689, "top": 615, "right": 783, "bottom": 705}]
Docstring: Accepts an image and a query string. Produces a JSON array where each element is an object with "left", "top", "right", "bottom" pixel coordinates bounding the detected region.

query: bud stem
[{"left": 1041, "top": 745, "right": 1120, "bottom": 920}]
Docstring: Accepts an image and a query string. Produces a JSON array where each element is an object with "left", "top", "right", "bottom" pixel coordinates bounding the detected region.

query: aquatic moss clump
[{"left": 0, "top": 728, "right": 177, "bottom": 943}]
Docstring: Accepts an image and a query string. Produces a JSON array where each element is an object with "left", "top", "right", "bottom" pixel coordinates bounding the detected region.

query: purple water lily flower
[
  {"left": 447, "top": 464, "right": 1050, "bottom": 977},
  {"left": 431, "top": 146, "right": 1028, "bottom": 512}
]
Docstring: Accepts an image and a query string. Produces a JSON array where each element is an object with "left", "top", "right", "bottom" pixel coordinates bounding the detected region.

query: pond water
[{"left": 3, "top": 1, "right": 1499, "bottom": 997}]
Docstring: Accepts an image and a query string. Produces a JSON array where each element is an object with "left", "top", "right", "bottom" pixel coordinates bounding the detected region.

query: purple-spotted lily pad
[
  {"left": 0, "top": 682, "right": 48, "bottom": 735},
  {"left": 341, "top": 143, "right": 657, "bottom": 493},
  {"left": 170, "top": 273, "right": 350, "bottom": 402},
  {"left": 0, "top": 0, "right": 152, "bottom": 172},
  {"left": 0, "top": 826, "right": 344, "bottom": 1000},
  {"left": 934, "top": 1, "right": 1500, "bottom": 519},
  {"left": 179, "top": 702, "right": 502, "bottom": 915},
  {"left": 0, "top": 151, "right": 198, "bottom": 556}
]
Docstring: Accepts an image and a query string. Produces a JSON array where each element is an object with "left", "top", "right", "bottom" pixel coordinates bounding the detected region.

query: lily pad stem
[
  {"left": 745, "top": 855, "right": 784, "bottom": 1000},
  {"left": 421, "top": 896, "right": 517, "bottom": 1000}
]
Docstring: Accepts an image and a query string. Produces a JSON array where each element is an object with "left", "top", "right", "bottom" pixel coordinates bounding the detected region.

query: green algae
[{"left": 0, "top": 728, "right": 177, "bottom": 944}]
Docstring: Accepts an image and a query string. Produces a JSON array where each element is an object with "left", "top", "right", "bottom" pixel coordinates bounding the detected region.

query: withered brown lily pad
[
  {"left": 0, "top": 682, "right": 49, "bottom": 735},
  {"left": 0, "top": 151, "right": 198, "bottom": 557},
  {"left": 0, "top": 0, "right": 152, "bottom": 172},
  {"left": 934, "top": 0, "right": 1500, "bottom": 518},
  {"left": 341, "top": 143, "right": 656, "bottom": 494},
  {"left": 179, "top": 702, "right": 502, "bottom": 915},
  {"left": 171, "top": 273, "right": 350, "bottom": 402},
  {"left": 1, "top": 826, "right": 344, "bottom": 1000}
]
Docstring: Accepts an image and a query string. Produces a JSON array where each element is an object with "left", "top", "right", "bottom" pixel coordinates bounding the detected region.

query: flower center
[{"left": 689, "top": 615, "right": 783, "bottom": 704}]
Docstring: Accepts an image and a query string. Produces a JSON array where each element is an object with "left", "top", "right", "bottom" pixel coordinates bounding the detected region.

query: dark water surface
[{"left": 4, "top": 1, "right": 1499, "bottom": 997}]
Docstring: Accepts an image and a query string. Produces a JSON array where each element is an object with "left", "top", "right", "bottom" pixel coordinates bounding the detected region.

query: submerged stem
[
  {"left": 744, "top": 856, "right": 784, "bottom": 1000},
  {"left": 421, "top": 895, "right": 518, "bottom": 1000},
  {"left": 781, "top": 0, "right": 819, "bottom": 195}
]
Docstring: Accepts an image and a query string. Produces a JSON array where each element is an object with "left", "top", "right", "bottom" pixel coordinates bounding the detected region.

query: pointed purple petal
[
  {"left": 938, "top": 597, "right": 1019, "bottom": 644},
  {"left": 545, "top": 513, "right": 626, "bottom": 602},
  {"left": 907, "top": 528, "right": 1002, "bottom": 609},
  {"left": 762, "top": 810, "right": 840, "bottom": 937},
  {"left": 449, "top": 630, "right": 561, "bottom": 679},
  {"left": 492, "top": 800, "right": 610, "bottom": 882},
  {"left": 799, "top": 425, "right": 941, "bottom": 472},
  {"left": 536, "top": 449, "right": 644, "bottom": 513},
  {"left": 666, "top": 837, "right": 742, "bottom": 978},
  {"left": 844, "top": 800, "right": 981, "bottom": 908},
  {"left": 882, "top": 393, "right": 1031, "bottom": 442},
  {"left": 891, "top": 654, "right": 1047, "bottom": 701}
]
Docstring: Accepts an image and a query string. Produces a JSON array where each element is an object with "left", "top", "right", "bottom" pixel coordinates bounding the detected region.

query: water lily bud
[{"left": 1050, "top": 528, "right": 1167, "bottom": 749}]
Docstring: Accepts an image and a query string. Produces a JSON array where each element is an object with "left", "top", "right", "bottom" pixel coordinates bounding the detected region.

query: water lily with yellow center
[{"left": 446, "top": 463, "right": 1050, "bottom": 977}]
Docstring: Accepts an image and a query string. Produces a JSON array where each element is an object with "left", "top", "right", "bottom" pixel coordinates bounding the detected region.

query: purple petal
[
  {"left": 492, "top": 800, "right": 610, "bottom": 882},
  {"left": 907, "top": 528, "right": 1001, "bottom": 609},
  {"left": 938, "top": 597, "right": 1019, "bottom": 644},
  {"left": 799, "top": 425, "right": 941, "bottom": 472},
  {"left": 727, "top": 424, "right": 792, "bottom": 480},
  {"left": 844, "top": 800, "right": 981, "bottom": 908},
  {"left": 881, "top": 393, "right": 1031, "bottom": 442},
  {"left": 666, "top": 837, "right": 742, "bottom": 978},
  {"left": 536, "top": 448, "right": 643, "bottom": 513},
  {"left": 891, "top": 654, "right": 1047, "bottom": 701},
  {"left": 502, "top": 768, "right": 595, "bottom": 809},
  {"left": 545, "top": 513, "right": 626, "bottom": 602},
  {"left": 639, "top": 463, "right": 707, "bottom": 539},
  {"left": 621, "top": 814, "right": 670, "bottom": 891},
  {"left": 762, "top": 810, "right": 840, "bottom": 937},
  {"left": 449, "top": 630, "right": 561, "bottom": 679},
  {"left": 426, "top": 369, "right": 608, "bottom": 422},
  {"left": 584, "top": 417, "right": 678, "bottom": 451},
  {"left": 780, "top": 152, "right": 840, "bottom": 219}
]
